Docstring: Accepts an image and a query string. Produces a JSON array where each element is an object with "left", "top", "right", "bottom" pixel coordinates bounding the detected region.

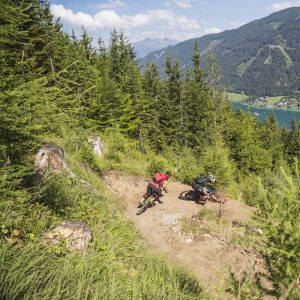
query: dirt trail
[{"left": 104, "top": 171, "right": 264, "bottom": 297}]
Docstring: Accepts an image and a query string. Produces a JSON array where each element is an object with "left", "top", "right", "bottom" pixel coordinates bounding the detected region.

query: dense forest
[
  {"left": 139, "top": 7, "right": 300, "bottom": 97},
  {"left": 0, "top": 0, "right": 299, "bottom": 299}
]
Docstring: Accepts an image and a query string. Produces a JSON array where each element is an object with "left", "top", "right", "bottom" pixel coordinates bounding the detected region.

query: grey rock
[
  {"left": 204, "top": 233, "right": 213, "bottom": 238},
  {"left": 87, "top": 136, "right": 105, "bottom": 157},
  {"left": 35, "top": 143, "right": 68, "bottom": 176},
  {"left": 249, "top": 225, "right": 263, "bottom": 235},
  {"left": 43, "top": 221, "right": 92, "bottom": 253},
  {"left": 185, "top": 237, "right": 194, "bottom": 244},
  {"left": 4, "top": 156, "right": 11, "bottom": 167}
]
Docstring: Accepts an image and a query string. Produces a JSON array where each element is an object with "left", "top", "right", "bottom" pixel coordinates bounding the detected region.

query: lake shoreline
[
  {"left": 232, "top": 102, "right": 300, "bottom": 128},
  {"left": 234, "top": 101, "right": 300, "bottom": 112}
]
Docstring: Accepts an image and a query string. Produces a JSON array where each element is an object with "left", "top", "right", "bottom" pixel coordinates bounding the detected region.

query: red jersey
[{"left": 150, "top": 173, "right": 169, "bottom": 188}]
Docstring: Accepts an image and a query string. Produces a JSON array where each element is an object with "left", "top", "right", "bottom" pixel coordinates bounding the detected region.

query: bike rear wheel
[
  {"left": 136, "top": 198, "right": 152, "bottom": 215},
  {"left": 179, "top": 190, "right": 198, "bottom": 200}
]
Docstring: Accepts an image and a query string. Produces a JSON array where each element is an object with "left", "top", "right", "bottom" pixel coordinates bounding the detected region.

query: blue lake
[{"left": 232, "top": 102, "right": 300, "bottom": 128}]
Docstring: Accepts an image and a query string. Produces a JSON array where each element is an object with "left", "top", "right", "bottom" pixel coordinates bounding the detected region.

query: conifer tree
[
  {"left": 285, "top": 119, "right": 300, "bottom": 163},
  {"left": 79, "top": 27, "right": 96, "bottom": 62},
  {"left": 140, "top": 63, "right": 165, "bottom": 149},
  {"left": 260, "top": 113, "right": 284, "bottom": 168},
  {"left": 162, "top": 56, "right": 183, "bottom": 146},
  {"left": 224, "top": 109, "right": 272, "bottom": 173},
  {"left": 109, "top": 29, "right": 121, "bottom": 83},
  {"left": 191, "top": 41, "right": 204, "bottom": 84},
  {"left": 205, "top": 51, "right": 222, "bottom": 88},
  {"left": 201, "top": 134, "right": 235, "bottom": 187},
  {"left": 181, "top": 42, "right": 214, "bottom": 150}
]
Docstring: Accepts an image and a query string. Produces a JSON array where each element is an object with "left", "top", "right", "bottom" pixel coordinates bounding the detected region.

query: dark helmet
[
  {"left": 208, "top": 174, "right": 216, "bottom": 182},
  {"left": 165, "top": 171, "right": 172, "bottom": 178}
]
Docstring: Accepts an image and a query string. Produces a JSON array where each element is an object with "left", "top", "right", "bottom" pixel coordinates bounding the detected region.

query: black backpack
[{"left": 194, "top": 176, "right": 206, "bottom": 185}]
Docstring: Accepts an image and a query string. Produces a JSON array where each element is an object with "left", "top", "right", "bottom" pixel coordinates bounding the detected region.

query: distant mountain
[
  {"left": 138, "top": 7, "right": 300, "bottom": 96},
  {"left": 132, "top": 38, "right": 177, "bottom": 58}
]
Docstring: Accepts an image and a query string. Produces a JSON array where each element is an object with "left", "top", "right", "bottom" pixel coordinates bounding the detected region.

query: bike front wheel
[{"left": 208, "top": 192, "right": 227, "bottom": 204}]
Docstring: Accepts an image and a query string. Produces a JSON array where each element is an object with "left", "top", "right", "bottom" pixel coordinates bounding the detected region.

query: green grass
[
  {"left": 0, "top": 131, "right": 206, "bottom": 300},
  {"left": 0, "top": 242, "right": 204, "bottom": 299},
  {"left": 227, "top": 93, "right": 286, "bottom": 108},
  {"left": 236, "top": 48, "right": 263, "bottom": 76},
  {"left": 263, "top": 22, "right": 282, "bottom": 30},
  {"left": 266, "top": 96, "right": 284, "bottom": 105},
  {"left": 265, "top": 45, "right": 293, "bottom": 67},
  {"left": 264, "top": 54, "right": 272, "bottom": 65},
  {"left": 268, "top": 45, "right": 293, "bottom": 68},
  {"left": 277, "top": 45, "right": 293, "bottom": 67},
  {"left": 227, "top": 92, "right": 249, "bottom": 102}
]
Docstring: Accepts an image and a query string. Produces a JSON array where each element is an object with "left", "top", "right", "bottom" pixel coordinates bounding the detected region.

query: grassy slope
[
  {"left": 266, "top": 96, "right": 284, "bottom": 105},
  {"left": 227, "top": 93, "right": 287, "bottom": 108},
  {"left": 0, "top": 132, "right": 205, "bottom": 300},
  {"left": 276, "top": 45, "right": 293, "bottom": 67},
  {"left": 227, "top": 92, "right": 249, "bottom": 102},
  {"left": 236, "top": 48, "right": 263, "bottom": 76}
]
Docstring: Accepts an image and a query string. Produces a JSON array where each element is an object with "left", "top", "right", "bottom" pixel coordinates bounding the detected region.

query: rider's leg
[
  {"left": 138, "top": 186, "right": 151, "bottom": 208},
  {"left": 145, "top": 184, "right": 161, "bottom": 205},
  {"left": 195, "top": 192, "right": 201, "bottom": 204},
  {"left": 138, "top": 182, "right": 158, "bottom": 207},
  {"left": 152, "top": 186, "right": 163, "bottom": 204},
  {"left": 156, "top": 194, "right": 163, "bottom": 203},
  {"left": 192, "top": 182, "right": 202, "bottom": 203}
]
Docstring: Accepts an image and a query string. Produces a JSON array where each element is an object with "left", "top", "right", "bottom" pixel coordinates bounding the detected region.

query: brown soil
[{"left": 104, "top": 171, "right": 266, "bottom": 298}]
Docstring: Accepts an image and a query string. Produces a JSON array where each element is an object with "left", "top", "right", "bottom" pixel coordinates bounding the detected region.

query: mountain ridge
[
  {"left": 138, "top": 7, "right": 300, "bottom": 96},
  {"left": 132, "top": 37, "right": 177, "bottom": 58}
]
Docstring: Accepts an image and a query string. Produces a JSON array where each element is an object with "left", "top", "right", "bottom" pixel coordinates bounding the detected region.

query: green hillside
[
  {"left": 1, "top": 1, "right": 299, "bottom": 299},
  {"left": 227, "top": 92, "right": 249, "bottom": 102},
  {"left": 138, "top": 7, "right": 300, "bottom": 97}
]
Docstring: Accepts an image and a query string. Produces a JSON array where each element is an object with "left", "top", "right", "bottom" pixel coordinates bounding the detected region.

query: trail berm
[{"left": 104, "top": 171, "right": 266, "bottom": 297}]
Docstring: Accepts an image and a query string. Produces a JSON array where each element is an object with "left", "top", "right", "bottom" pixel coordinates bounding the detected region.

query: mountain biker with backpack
[
  {"left": 192, "top": 175, "right": 216, "bottom": 203},
  {"left": 138, "top": 171, "right": 172, "bottom": 208}
]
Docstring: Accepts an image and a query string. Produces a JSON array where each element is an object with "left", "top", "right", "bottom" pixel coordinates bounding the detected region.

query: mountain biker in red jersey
[{"left": 138, "top": 171, "right": 172, "bottom": 208}]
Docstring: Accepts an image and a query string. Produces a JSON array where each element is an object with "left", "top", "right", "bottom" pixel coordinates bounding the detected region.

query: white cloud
[
  {"left": 51, "top": 4, "right": 199, "bottom": 30},
  {"left": 97, "top": 0, "right": 127, "bottom": 9},
  {"left": 164, "top": 0, "right": 192, "bottom": 9},
  {"left": 130, "top": 25, "right": 220, "bottom": 43},
  {"left": 268, "top": 1, "right": 300, "bottom": 12},
  {"left": 51, "top": 5, "right": 96, "bottom": 28},
  {"left": 148, "top": 9, "right": 199, "bottom": 29},
  {"left": 229, "top": 21, "right": 247, "bottom": 29},
  {"left": 175, "top": 0, "right": 192, "bottom": 9},
  {"left": 170, "top": 31, "right": 198, "bottom": 41},
  {"left": 204, "top": 27, "right": 221, "bottom": 34},
  {"left": 50, "top": 4, "right": 224, "bottom": 44}
]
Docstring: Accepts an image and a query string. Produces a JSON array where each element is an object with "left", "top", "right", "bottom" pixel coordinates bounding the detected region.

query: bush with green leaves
[
  {"left": 146, "top": 156, "right": 168, "bottom": 176},
  {"left": 201, "top": 136, "right": 235, "bottom": 188},
  {"left": 256, "top": 164, "right": 300, "bottom": 297}
]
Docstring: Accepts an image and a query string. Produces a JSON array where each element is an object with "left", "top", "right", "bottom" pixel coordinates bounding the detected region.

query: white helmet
[{"left": 208, "top": 175, "right": 216, "bottom": 182}]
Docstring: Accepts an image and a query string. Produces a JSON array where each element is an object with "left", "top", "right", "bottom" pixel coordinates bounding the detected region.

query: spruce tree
[
  {"left": 140, "top": 63, "right": 165, "bottom": 150},
  {"left": 161, "top": 56, "right": 183, "bottom": 146},
  {"left": 285, "top": 119, "right": 300, "bottom": 163},
  {"left": 260, "top": 113, "right": 284, "bottom": 168},
  {"left": 224, "top": 109, "right": 272, "bottom": 173},
  {"left": 181, "top": 42, "right": 214, "bottom": 151}
]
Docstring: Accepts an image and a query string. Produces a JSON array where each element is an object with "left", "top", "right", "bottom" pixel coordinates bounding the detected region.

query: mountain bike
[
  {"left": 179, "top": 190, "right": 226, "bottom": 204},
  {"left": 136, "top": 194, "right": 158, "bottom": 215},
  {"left": 179, "top": 189, "right": 226, "bottom": 218}
]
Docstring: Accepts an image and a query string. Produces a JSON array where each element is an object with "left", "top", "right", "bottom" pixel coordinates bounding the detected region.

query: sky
[{"left": 50, "top": 0, "right": 300, "bottom": 45}]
